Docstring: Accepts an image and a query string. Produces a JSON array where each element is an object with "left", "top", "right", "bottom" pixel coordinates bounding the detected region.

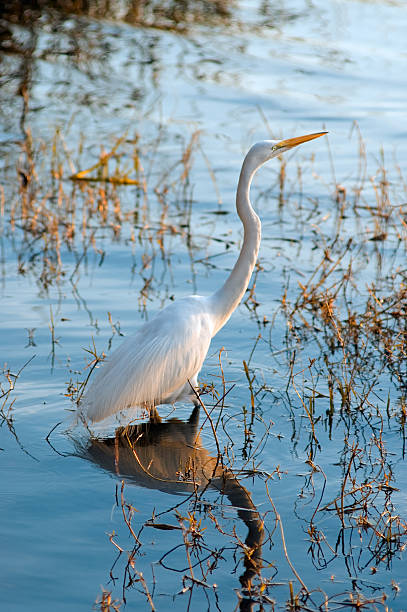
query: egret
[{"left": 82, "top": 132, "right": 327, "bottom": 423}]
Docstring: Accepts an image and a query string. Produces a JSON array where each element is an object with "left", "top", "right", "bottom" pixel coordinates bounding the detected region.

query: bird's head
[{"left": 248, "top": 131, "right": 327, "bottom": 167}]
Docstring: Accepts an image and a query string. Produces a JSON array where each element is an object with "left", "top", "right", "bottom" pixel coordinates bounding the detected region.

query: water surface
[{"left": 1, "top": 1, "right": 407, "bottom": 610}]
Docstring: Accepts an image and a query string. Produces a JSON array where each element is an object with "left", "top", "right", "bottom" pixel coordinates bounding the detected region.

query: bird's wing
[{"left": 82, "top": 297, "right": 213, "bottom": 422}]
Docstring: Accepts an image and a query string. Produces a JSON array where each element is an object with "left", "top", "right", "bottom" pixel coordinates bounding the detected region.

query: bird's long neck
[{"left": 210, "top": 154, "right": 262, "bottom": 335}]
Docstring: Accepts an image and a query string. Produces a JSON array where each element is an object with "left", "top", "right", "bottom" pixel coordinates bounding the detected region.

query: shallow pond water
[{"left": 1, "top": 1, "right": 407, "bottom": 610}]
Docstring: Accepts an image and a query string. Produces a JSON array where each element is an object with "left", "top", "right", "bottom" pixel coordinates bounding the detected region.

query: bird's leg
[
  {"left": 149, "top": 405, "right": 162, "bottom": 424},
  {"left": 188, "top": 402, "right": 200, "bottom": 425}
]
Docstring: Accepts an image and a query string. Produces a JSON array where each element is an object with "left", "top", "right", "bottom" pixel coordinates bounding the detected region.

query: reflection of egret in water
[{"left": 80, "top": 406, "right": 264, "bottom": 607}]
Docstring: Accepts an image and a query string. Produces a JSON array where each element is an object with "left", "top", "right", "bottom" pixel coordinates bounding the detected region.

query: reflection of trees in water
[
  {"left": 1, "top": 0, "right": 233, "bottom": 30},
  {"left": 79, "top": 405, "right": 265, "bottom": 609},
  {"left": 0, "top": 0, "right": 234, "bottom": 118}
]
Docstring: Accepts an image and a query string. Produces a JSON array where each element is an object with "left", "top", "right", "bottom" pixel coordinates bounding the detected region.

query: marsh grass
[{"left": 2, "top": 125, "right": 207, "bottom": 296}]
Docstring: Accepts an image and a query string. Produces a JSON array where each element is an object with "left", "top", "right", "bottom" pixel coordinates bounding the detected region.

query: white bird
[{"left": 82, "top": 132, "right": 327, "bottom": 423}]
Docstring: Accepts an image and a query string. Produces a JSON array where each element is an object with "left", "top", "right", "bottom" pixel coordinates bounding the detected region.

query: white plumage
[
  {"left": 84, "top": 297, "right": 214, "bottom": 422},
  {"left": 81, "top": 132, "right": 327, "bottom": 423}
]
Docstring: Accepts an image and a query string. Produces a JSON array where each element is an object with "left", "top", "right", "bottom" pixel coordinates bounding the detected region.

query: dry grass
[{"left": 1, "top": 125, "right": 206, "bottom": 295}]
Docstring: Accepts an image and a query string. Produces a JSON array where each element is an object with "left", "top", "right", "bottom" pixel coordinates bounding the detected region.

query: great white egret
[{"left": 82, "top": 132, "right": 327, "bottom": 423}]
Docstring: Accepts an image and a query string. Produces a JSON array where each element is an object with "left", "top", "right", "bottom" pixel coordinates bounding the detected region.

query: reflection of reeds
[{"left": 0, "top": 357, "right": 37, "bottom": 458}]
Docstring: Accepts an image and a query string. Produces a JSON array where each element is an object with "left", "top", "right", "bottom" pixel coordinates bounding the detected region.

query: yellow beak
[{"left": 276, "top": 131, "right": 328, "bottom": 150}]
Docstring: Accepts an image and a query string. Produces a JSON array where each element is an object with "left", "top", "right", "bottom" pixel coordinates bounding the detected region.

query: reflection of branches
[
  {"left": 0, "top": 356, "right": 38, "bottom": 460},
  {"left": 265, "top": 479, "right": 308, "bottom": 595},
  {"left": 322, "top": 437, "right": 405, "bottom": 574},
  {"left": 296, "top": 419, "right": 407, "bottom": 582}
]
